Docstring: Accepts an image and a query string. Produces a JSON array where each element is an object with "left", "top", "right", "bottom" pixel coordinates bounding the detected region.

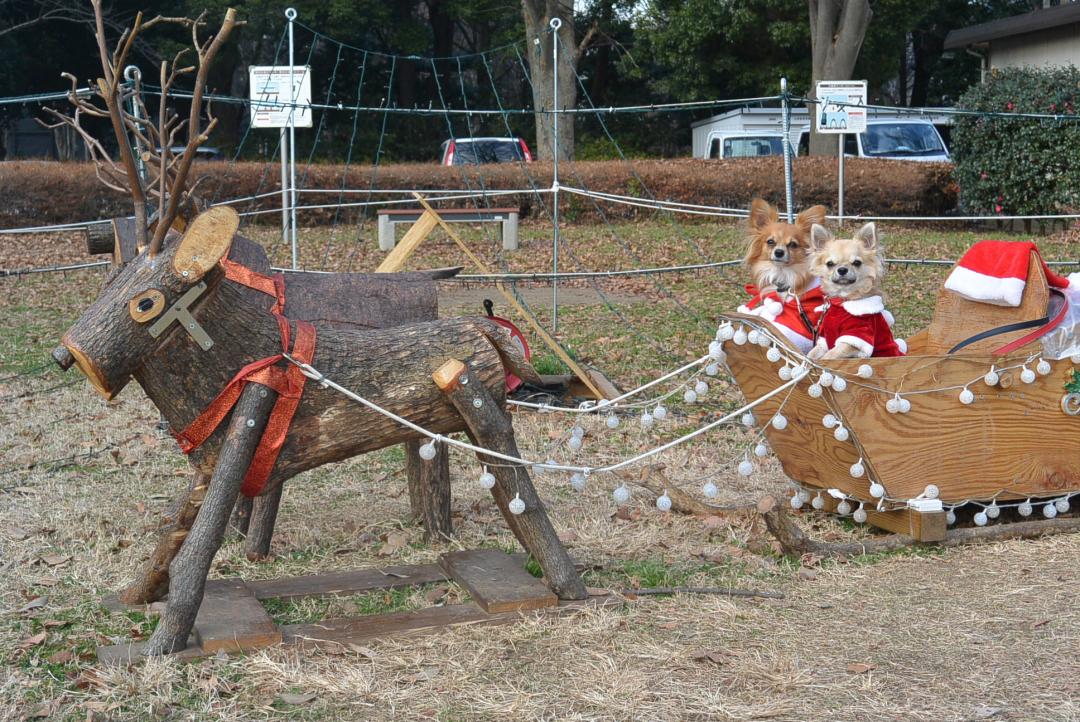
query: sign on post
[
  {"left": 248, "top": 66, "right": 313, "bottom": 128},
  {"left": 814, "top": 80, "right": 867, "bottom": 134}
]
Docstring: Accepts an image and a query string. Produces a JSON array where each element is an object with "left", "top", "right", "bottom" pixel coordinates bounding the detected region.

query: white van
[
  {"left": 796, "top": 119, "right": 950, "bottom": 161},
  {"left": 702, "top": 131, "right": 787, "bottom": 160}
]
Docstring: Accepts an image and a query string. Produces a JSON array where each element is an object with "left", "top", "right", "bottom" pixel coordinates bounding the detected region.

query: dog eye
[
  {"left": 825, "top": 261, "right": 836, "bottom": 268},
  {"left": 852, "top": 259, "right": 862, "bottom": 267},
  {"left": 766, "top": 238, "right": 775, "bottom": 246},
  {"left": 787, "top": 241, "right": 798, "bottom": 249}
]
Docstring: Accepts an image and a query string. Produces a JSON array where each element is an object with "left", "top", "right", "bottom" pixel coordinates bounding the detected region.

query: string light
[
  {"left": 656, "top": 491, "right": 672, "bottom": 511},
  {"left": 766, "top": 346, "right": 782, "bottom": 363},
  {"left": 683, "top": 389, "right": 698, "bottom": 403},
  {"left": 717, "top": 323, "right": 735, "bottom": 341},
  {"left": 819, "top": 371, "right": 835, "bottom": 388},
  {"left": 959, "top": 387, "right": 974, "bottom": 405},
  {"left": 572, "top": 425, "right": 585, "bottom": 439},
  {"left": 702, "top": 481, "right": 718, "bottom": 498},
  {"left": 1043, "top": 502, "right": 1057, "bottom": 519},
  {"left": 694, "top": 380, "right": 709, "bottom": 396},
  {"left": 613, "top": 484, "right": 631, "bottom": 504},
  {"left": 869, "top": 481, "right": 885, "bottom": 498},
  {"left": 857, "top": 364, "right": 873, "bottom": 378},
  {"left": 1018, "top": 499, "right": 1033, "bottom": 517},
  {"left": 778, "top": 365, "right": 792, "bottom": 381},
  {"left": 886, "top": 394, "right": 901, "bottom": 414},
  {"left": 738, "top": 454, "right": 754, "bottom": 476},
  {"left": 807, "top": 383, "right": 823, "bottom": 398},
  {"left": 985, "top": 501, "right": 1000, "bottom": 519},
  {"left": 946, "top": 509, "right": 956, "bottom": 525},
  {"left": 850, "top": 459, "right": 865, "bottom": 478},
  {"left": 640, "top": 411, "right": 655, "bottom": 429},
  {"left": 984, "top": 366, "right": 999, "bottom": 386},
  {"left": 1037, "top": 359, "right": 1052, "bottom": 375},
  {"left": 790, "top": 493, "right": 804, "bottom": 510},
  {"left": 419, "top": 439, "right": 438, "bottom": 460},
  {"left": 570, "top": 472, "right": 587, "bottom": 492},
  {"left": 733, "top": 327, "right": 748, "bottom": 345},
  {"left": 508, "top": 494, "right": 526, "bottom": 515},
  {"left": 708, "top": 341, "right": 724, "bottom": 359},
  {"left": 741, "top": 412, "right": 755, "bottom": 427},
  {"left": 974, "top": 509, "right": 988, "bottom": 526},
  {"left": 567, "top": 435, "right": 583, "bottom": 451},
  {"left": 898, "top": 397, "right": 912, "bottom": 413},
  {"left": 705, "top": 363, "right": 720, "bottom": 376},
  {"left": 833, "top": 425, "right": 849, "bottom": 442},
  {"left": 837, "top": 500, "right": 852, "bottom": 515},
  {"left": 822, "top": 414, "right": 839, "bottom": 429},
  {"left": 812, "top": 492, "right": 825, "bottom": 509},
  {"left": 923, "top": 485, "right": 940, "bottom": 499},
  {"left": 754, "top": 441, "right": 768, "bottom": 457},
  {"left": 1055, "top": 498, "right": 1070, "bottom": 514},
  {"left": 853, "top": 503, "right": 868, "bottom": 523},
  {"left": 831, "top": 376, "right": 848, "bottom": 392},
  {"left": 653, "top": 404, "right": 667, "bottom": 421},
  {"left": 606, "top": 413, "right": 620, "bottom": 429},
  {"left": 771, "top": 413, "right": 788, "bottom": 430},
  {"left": 747, "top": 329, "right": 761, "bottom": 345},
  {"left": 1020, "top": 365, "right": 1036, "bottom": 384},
  {"left": 478, "top": 467, "right": 496, "bottom": 489}
]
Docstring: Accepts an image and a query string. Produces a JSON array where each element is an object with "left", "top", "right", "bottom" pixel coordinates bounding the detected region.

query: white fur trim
[
  {"left": 770, "top": 322, "right": 814, "bottom": 353},
  {"left": 763, "top": 299, "right": 783, "bottom": 316},
  {"left": 896, "top": 338, "right": 908, "bottom": 354},
  {"left": 944, "top": 265, "right": 1025, "bottom": 307},
  {"left": 841, "top": 296, "right": 885, "bottom": 316},
  {"left": 737, "top": 304, "right": 752, "bottom": 314},
  {"left": 835, "top": 334, "right": 874, "bottom": 357},
  {"left": 882, "top": 309, "right": 895, "bottom": 327}
]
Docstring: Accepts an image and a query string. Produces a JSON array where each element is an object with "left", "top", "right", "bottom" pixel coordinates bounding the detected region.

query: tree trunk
[
  {"left": 807, "top": 0, "right": 872, "bottom": 156},
  {"left": 523, "top": 0, "right": 578, "bottom": 161},
  {"left": 909, "top": 30, "right": 940, "bottom": 108},
  {"left": 244, "top": 483, "right": 284, "bottom": 560},
  {"left": 406, "top": 439, "right": 452, "bottom": 541}
]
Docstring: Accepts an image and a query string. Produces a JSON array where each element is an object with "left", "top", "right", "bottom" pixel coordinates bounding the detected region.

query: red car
[{"left": 440, "top": 137, "right": 533, "bottom": 165}]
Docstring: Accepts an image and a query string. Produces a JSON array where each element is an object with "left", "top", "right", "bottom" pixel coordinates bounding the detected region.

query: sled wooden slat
[{"left": 439, "top": 549, "right": 558, "bottom": 613}]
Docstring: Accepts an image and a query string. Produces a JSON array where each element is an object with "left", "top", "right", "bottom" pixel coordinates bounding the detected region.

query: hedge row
[{"left": 0, "top": 157, "right": 957, "bottom": 228}]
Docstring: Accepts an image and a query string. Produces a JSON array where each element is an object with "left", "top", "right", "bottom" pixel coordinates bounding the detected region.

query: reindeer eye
[
  {"left": 137, "top": 298, "right": 155, "bottom": 312},
  {"left": 129, "top": 289, "right": 166, "bottom": 323}
]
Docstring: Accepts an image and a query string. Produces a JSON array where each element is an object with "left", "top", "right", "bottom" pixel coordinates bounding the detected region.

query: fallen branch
[
  {"left": 758, "top": 495, "right": 1080, "bottom": 559},
  {"left": 624, "top": 586, "right": 784, "bottom": 599},
  {"left": 620, "top": 464, "right": 755, "bottom": 517}
]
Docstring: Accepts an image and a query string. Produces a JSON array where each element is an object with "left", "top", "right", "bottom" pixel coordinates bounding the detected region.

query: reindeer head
[{"left": 57, "top": 207, "right": 238, "bottom": 399}]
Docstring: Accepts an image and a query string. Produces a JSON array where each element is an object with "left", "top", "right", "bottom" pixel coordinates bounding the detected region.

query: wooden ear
[
  {"left": 749, "top": 198, "right": 777, "bottom": 230},
  {"left": 810, "top": 223, "right": 832, "bottom": 251},
  {"left": 172, "top": 206, "right": 239, "bottom": 282},
  {"left": 795, "top": 205, "right": 827, "bottom": 230},
  {"left": 854, "top": 222, "right": 877, "bottom": 250}
]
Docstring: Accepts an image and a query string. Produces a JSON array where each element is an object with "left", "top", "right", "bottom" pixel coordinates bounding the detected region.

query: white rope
[
  {"left": 282, "top": 353, "right": 798, "bottom": 475},
  {"left": 0, "top": 219, "right": 111, "bottom": 235},
  {"left": 234, "top": 188, "right": 546, "bottom": 217},
  {"left": 219, "top": 186, "right": 552, "bottom": 206}
]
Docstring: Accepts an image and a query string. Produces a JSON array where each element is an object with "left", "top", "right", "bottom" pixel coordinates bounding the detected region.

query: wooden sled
[{"left": 721, "top": 253, "right": 1079, "bottom": 541}]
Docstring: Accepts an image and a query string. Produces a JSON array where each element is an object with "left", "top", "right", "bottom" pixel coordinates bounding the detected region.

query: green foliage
[
  {"left": 953, "top": 66, "right": 1080, "bottom": 215},
  {"left": 1066, "top": 369, "right": 1080, "bottom": 395}
]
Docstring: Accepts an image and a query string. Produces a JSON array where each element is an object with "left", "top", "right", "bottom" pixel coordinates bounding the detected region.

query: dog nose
[
  {"left": 837, "top": 266, "right": 848, "bottom": 276},
  {"left": 773, "top": 248, "right": 786, "bottom": 259}
]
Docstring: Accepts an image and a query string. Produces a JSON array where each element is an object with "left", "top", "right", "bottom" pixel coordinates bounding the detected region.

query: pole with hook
[
  {"left": 550, "top": 16, "right": 562, "bottom": 334},
  {"left": 286, "top": 7, "right": 299, "bottom": 269},
  {"left": 780, "top": 77, "right": 794, "bottom": 223}
]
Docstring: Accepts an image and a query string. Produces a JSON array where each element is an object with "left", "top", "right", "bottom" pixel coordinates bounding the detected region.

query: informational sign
[
  {"left": 248, "top": 66, "right": 313, "bottom": 128},
  {"left": 815, "top": 80, "right": 867, "bottom": 134}
]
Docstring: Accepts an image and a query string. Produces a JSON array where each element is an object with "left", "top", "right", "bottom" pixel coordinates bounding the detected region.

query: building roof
[{"left": 944, "top": 3, "right": 1080, "bottom": 49}]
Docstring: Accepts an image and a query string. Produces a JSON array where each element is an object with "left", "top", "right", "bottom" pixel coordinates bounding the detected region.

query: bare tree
[
  {"left": 807, "top": 0, "right": 872, "bottom": 156},
  {"left": 521, "top": 0, "right": 598, "bottom": 161},
  {"left": 0, "top": 1, "right": 162, "bottom": 63},
  {"left": 41, "top": 1, "right": 237, "bottom": 252}
]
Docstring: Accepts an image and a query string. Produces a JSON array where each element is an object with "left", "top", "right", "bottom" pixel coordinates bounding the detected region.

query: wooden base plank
[
  {"left": 440, "top": 549, "right": 558, "bottom": 613},
  {"left": 194, "top": 579, "right": 281, "bottom": 654},
  {"left": 245, "top": 563, "right": 447, "bottom": 602},
  {"left": 817, "top": 495, "right": 947, "bottom": 542},
  {"left": 97, "top": 639, "right": 205, "bottom": 665}
]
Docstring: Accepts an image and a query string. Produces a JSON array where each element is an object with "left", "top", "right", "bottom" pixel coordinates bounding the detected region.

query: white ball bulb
[
  {"left": 572, "top": 425, "right": 585, "bottom": 439},
  {"left": 798, "top": 488, "right": 812, "bottom": 503},
  {"left": 1055, "top": 498, "right": 1070, "bottom": 513},
  {"left": 508, "top": 495, "right": 526, "bottom": 515},
  {"left": 984, "top": 369, "right": 999, "bottom": 386},
  {"left": 653, "top": 405, "right": 667, "bottom": 421},
  {"left": 946, "top": 510, "right": 956, "bottom": 525},
  {"left": 606, "top": 414, "right": 620, "bottom": 429},
  {"left": 733, "top": 328, "right": 748, "bottom": 345},
  {"left": 694, "top": 380, "right": 709, "bottom": 396},
  {"left": 570, "top": 473, "right": 587, "bottom": 492},
  {"left": 886, "top": 397, "right": 900, "bottom": 414},
  {"left": 834, "top": 426, "right": 849, "bottom": 442},
  {"left": 853, "top": 506, "right": 868, "bottom": 523},
  {"left": 612, "top": 484, "right": 631, "bottom": 504},
  {"left": 837, "top": 500, "right": 852, "bottom": 516},
  {"left": 1018, "top": 500, "right": 1033, "bottom": 517},
  {"left": 702, "top": 481, "right": 719, "bottom": 499},
  {"left": 807, "top": 383, "right": 823, "bottom": 398},
  {"left": 747, "top": 329, "right": 761, "bottom": 345},
  {"left": 479, "top": 471, "right": 496, "bottom": 489},
  {"left": 857, "top": 364, "right": 873, "bottom": 378},
  {"left": 831, "top": 376, "right": 847, "bottom": 392},
  {"left": 419, "top": 441, "right": 437, "bottom": 460},
  {"left": 1020, "top": 366, "right": 1036, "bottom": 384},
  {"left": 1037, "top": 359, "right": 1052, "bottom": 376},
  {"left": 1071, "top": 353, "right": 1080, "bottom": 364},
  {"left": 790, "top": 494, "right": 804, "bottom": 510},
  {"left": 754, "top": 442, "right": 769, "bottom": 457},
  {"left": 708, "top": 341, "right": 724, "bottom": 360},
  {"left": 974, "top": 511, "right": 988, "bottom": 526},
  {"left": 718, "top": 324, "right": 734, "bottom": 341},
  {"left": 567, "top": 435, "right": 583, "bottom": 451},
  {"left": 822, "top": 414, "right": 838, "bottom": 429},
  {"left": 705, "top": 363, "right": 720, "bottom": 376},
  {"left": 869, "top": 482, "right": 885, "bottom": 498},
  {"left": 741, "top": 412, "right": 755, "bottom": 427},
  {"left": 811, "top": 493, "right": 825, "bottom": 510},
  {"left": 923, "top": 484, "right": 939, "bottom": 500},
  {"left": 758, "top": 333, "right": 771, "bottom": 348},
  {"left": 778, "top": 365, "right": 792, "bottom": 381},
  {"left": 1043, "top": 503, "right": 1058, "bottom": 519},
  {"left": 791, "top": 365, "right": 809, "bottom": 381},
  {"left": 738, "top": 459, "right": 754, "bottom": 477},
  {"left": 766, "top": 346, "right": 782, "bottom": 363},
  {"left": 898, "top": 398, "right": 912, "bottom": 413},
  {"left": 683, "top": 389, "right": 698, "bottom": 404},
  {"left": 986, "top": 503, "right": 1000, "bottom": 519},
  {"left": 850, "top": 460, "right": 865, "bottom": 478},
  {"left": 656, "top": 492, "right": 673, "bottom": 512},
  {"left": 819, "top": 371, "right": 835, "bottom": 388},
  {"left": 771, "top": 414, "right": 788, "bottom": 430},
  {"left": 959, "top": 388, "right": 974, "bottom": 405},
  {"left": 640, "top": 411, "right": 655, "bottom": 429}
]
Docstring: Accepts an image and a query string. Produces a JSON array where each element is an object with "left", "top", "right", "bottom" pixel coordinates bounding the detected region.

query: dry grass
[{"left": 1, "top": 219, "right": 1079, "bottom": 721}]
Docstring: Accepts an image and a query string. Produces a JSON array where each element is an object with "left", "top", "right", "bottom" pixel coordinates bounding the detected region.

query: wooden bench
[{"left": 377, "top": 207, "right": 519, "bottom": 252}]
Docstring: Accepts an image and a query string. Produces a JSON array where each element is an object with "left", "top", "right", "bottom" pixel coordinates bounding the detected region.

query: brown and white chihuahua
[{"left": 744, "top": 199, "right": 827, "bottom": 299}]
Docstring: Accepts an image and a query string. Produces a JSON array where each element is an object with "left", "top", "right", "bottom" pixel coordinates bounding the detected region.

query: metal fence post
[
  {"left": 550, "top": 17, "right": 562, "bottom": 335},
  {"left": 780, "top": 77, "right": 794, "bottom": 223},
  {"left": 286, "top": 7, "right": 299, "bottom": 269}
]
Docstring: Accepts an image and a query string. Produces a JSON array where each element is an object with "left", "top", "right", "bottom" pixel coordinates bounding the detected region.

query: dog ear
[
  {"left": 854, "top": 222, "right": 877, "bottom": 250},
  {"left": 749, "top": 199, "right": 777, "bottom": 230},
  {"left": 810, "top": 223, "right": 832, "bottom": 251},
  {"left": 795, "top": 205, "right": 827, "bottom": 231}
]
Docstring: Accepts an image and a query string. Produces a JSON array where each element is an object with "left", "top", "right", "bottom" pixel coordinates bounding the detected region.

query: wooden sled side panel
[{"left": 824, "top": 355, "right": 1080, "bottom": 504}]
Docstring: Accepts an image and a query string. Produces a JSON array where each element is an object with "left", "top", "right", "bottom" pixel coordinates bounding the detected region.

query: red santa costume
[
  {"left": 738, "top": 279, "right": 825, "bottom": 353},
  {"left": 817, "top": 295, "right": 904, "bottom": 358}
]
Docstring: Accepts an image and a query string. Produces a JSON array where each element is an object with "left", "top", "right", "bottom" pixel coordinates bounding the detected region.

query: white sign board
[
  {"left": 815, "top": 80, "right": 867, "bottom": 134},
  {"left": 249, "top": 66, "right": 313, "bottom": 129}
]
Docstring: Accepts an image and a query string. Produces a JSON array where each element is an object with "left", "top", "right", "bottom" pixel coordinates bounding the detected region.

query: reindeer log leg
[
  {"left": 144, "top": 383, "right": 277, "bottom": 656},
  {"left": 119, "top": 472, "right": 210, "bottom": 605},
  {"left": 406, "top": 440, "right": 452, "bottom": 542},
  {"left": 229, "top": 496, "right": 253, "bottom": 537},
  {"left": 244, "top": 484, "right": 284, "bottom": 561},
  {"left": 433, "top": 359, "right": 586, "bottom": 601}
]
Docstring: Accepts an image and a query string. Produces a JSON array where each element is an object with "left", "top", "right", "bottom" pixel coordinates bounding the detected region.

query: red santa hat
[{"left": 944, "top": 240, "right": 1069, "bottom": 307}]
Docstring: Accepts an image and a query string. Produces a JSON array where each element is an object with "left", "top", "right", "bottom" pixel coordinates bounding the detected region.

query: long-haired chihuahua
[{"left": 744, "top": 199, "right": 827, "bottom": 298}]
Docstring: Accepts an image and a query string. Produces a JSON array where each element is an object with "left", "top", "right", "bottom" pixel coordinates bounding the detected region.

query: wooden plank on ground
[
  {"left": 97, "top": 639, "right": 205, "bottom": 665},
  {"left": 439, "top": 549, "right": 558, "bottom": 613},
  {"left": 194, "top": 579, "right": 281, "bottom": 654},
  {"left": 245, "top": 563, "right": 448, "bottom": 602},
  {"left": 376, "top": 209, "right": 439, "bottom": 273}
]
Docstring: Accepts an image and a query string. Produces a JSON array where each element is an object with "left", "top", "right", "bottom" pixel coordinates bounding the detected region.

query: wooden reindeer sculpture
[{"left": 58, "top": 205, "right": 585, "bottom": 655}]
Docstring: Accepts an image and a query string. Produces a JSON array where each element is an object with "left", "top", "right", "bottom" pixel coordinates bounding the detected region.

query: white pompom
[
  {"left": 656, "top": 492, "right": 672, "bottom": 512},
  {"left": 766, "top": 346, "right": 782, "bottom": 363},
  {"left": 896, "top": 338, "right": 908, "bottom": 354},
  {"left": 1071, "top": 353, "right": 1080, "bottom": 364},
  {"left": 508, "top": 494, "right": 526, "bottom": 515},
  {"left": 765, "top": 299, "right": 783, "bottom": 316},
  {"left": 959, "top": 387, "right": 974, "bottom": 405},
  {"left": 882, "top": 309, "right": 895, "bottom": 327}
]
